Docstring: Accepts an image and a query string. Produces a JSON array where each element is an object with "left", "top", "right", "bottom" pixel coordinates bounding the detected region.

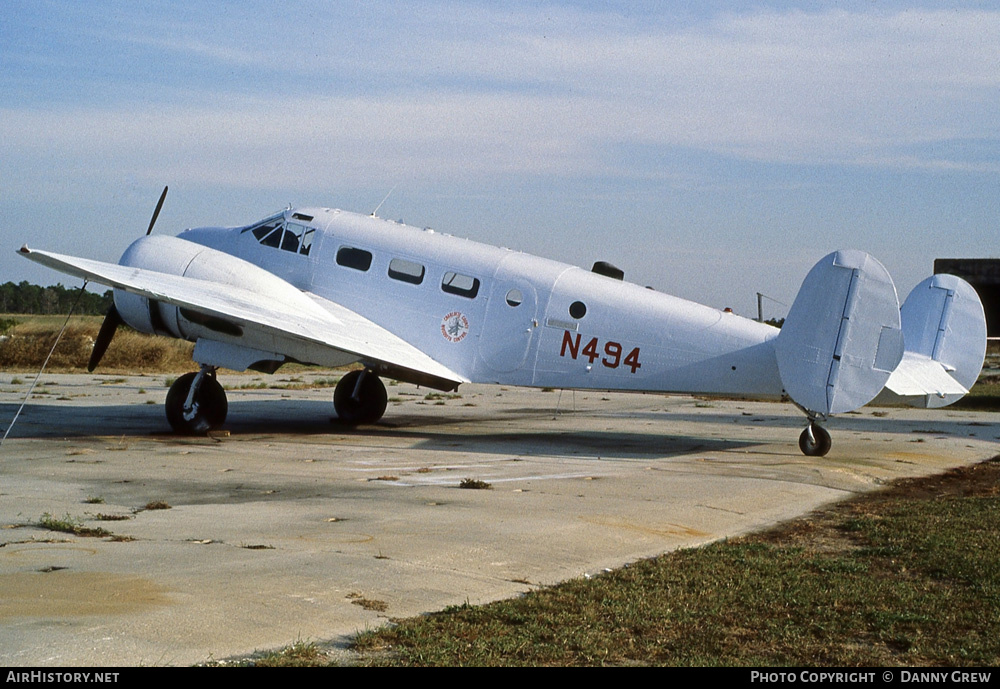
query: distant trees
[{"left": 0, "top": 281, "right": 113, "bottom": 315}]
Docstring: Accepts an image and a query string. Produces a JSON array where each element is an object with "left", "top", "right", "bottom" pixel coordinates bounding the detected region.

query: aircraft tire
[
  {"left": 334, "top": 371, "right": 387, "bottom": 425},
  {"left": 798, "top": 423, "right": 832, "bottom": 457},
  {"left": 166, "top": 371, "right": 228, "bottom": 434}
]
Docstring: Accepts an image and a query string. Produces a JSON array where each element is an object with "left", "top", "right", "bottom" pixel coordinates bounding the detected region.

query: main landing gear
[
  {"left": 166, "top": 366, "right": 228, "bottom": 434},
  {"left": 798, "top": 420, "right": 832, "bottom": 457},
  {"left": 333, "top": 369, "right": 387, "bottom": 425},
  {"left": 164, "top": 367, "right": 387, "bottom": 433}
]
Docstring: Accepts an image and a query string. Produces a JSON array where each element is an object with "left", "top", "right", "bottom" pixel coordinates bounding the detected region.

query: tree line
[{"left": 0, "top": 281, "right": 113, "bottom": 316}]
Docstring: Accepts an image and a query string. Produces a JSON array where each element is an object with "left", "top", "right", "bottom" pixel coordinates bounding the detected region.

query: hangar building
[{"left": 934, "top": 258, "right": 1000, "bottom": 340}]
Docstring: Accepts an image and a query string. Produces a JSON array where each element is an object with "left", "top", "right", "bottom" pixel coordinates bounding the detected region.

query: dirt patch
[{"left": 0, "top": 571, "right": 170, "bottom": 619}]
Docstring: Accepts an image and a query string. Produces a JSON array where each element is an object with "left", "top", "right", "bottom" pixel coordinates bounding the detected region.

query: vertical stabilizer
[
  {"left": 775, "top": 250, "right": 904, "bottom": 416},
  {"left": 880, "top": 274, "right": 986, "bottom": 408}
]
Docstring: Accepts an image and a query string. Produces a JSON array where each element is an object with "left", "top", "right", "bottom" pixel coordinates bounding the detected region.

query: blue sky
[{"left": 2, "top": 1, "right": 997, "bottom": 317}]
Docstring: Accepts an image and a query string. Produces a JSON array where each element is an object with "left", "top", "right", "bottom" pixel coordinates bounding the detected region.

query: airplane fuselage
[{"left": 175, "top": 207, "right": 784, "bottom": 398}]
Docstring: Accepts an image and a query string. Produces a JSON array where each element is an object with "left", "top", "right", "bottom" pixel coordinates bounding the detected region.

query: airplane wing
[{"left": 19, "top": 245, "right": 466, "bottom": 390}]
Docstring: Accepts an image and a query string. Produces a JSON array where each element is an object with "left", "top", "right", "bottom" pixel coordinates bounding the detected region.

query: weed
[
  {"left": 84, "top": 496, "right": 105, "bottom": 504},
  {"left": 227, "top": 382, "right": 267, "bottom": 390},
  {"left": 243, "top": 640, "right": 327, "bottom": 667},
  {"left": 39, "top": 513, "right": 111, "bottom": 538},
  {"left": 142, "top": 500, "right": 171, "bottom": 510},
  {"left": 348, "top": 592, "right": 389, "bottom": 612},
  {"left": 424, "top": 392, "right": 463, "bottom": 401},
  {"left": 459, "top": 478, "right": 492, "bottom": 490}
]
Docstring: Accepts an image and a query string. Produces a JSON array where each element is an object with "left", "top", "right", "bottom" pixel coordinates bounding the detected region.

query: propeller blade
[
  {"left": 88, "top": 304, "right": 123, "bottom": 372},
  {"left": 146, "top": 185, "right": 168, "bottom": 236}
]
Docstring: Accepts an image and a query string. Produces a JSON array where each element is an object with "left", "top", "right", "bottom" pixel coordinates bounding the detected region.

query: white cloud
[{"left": 4, "top": 4, "right": 997, "bottom": 199}]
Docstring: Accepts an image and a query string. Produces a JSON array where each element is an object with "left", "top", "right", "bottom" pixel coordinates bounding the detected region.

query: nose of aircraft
[{"left": 177, "top": 225, "right": 236, "bottom": 251}]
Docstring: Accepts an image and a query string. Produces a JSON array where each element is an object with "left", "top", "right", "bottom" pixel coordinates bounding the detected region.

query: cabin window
[
  {"left": 337, "top": 246, "right": 373, "bottom": 271},
  {"left": 569, "top": 301, "right": 587, "bottom": 319},
  {"left": 505, "top": 288, "right": 523, "bottom": 307},
  {"left": 441, "top": 271, "right": 480, "bottom": 299},
  {"left": 388, "top": 258, "right": 425, "bottom": 285}
]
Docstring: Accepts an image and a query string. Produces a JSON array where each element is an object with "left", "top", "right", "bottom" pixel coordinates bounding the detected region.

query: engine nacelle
[{"left": 112, "top": 234, "right": 308, "bottom": 345}]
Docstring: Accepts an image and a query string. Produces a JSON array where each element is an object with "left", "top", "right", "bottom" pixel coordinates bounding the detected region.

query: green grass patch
[
  {"left": 950, "top": 375, "right": 1000, "bottom": 411},
  {"left": 214, "top": 640, "right": 327, "bottom": 667},
  {"left": 352, "top": 456, "right": 1000, "bottom": 666},
  {"left": 39, "top": 513, "right": 112, "bottom": 538}
]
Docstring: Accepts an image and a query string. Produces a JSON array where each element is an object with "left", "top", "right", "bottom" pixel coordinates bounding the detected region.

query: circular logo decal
[{"left": 441, "top": 311, "right": 470, "bottom": 342}]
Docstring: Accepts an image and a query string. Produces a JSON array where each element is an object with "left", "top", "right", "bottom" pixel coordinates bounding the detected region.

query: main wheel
[
  {"left": 165, "top": 371, "right": 228, "bottom": 434},
  {"left": 798, "top": 422, "right": 832, "bottom": 457},
  {"left": 333, "top": 371, "right": 387, "bottom": 425}
]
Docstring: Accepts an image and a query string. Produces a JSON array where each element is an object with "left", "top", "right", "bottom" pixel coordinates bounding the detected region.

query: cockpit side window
[
  {"left": 281, "top": 227, "right": 299, "bottom": 252},
  {"left": 299, "top": 228, "right": 315, "bottom": 256},
  {"left": 281, "top": 222, "right": 309, "bottom": 253}
]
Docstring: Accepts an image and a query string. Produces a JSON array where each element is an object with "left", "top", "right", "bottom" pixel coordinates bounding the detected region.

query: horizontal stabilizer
[
  {"left": 775, "top": 250, "right": 903, "bottom": 416},
  {"left": 882, "top": 352, "right": 967, "bottom": 400}
]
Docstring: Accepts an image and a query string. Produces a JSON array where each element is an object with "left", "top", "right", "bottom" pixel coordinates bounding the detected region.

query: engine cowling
[{"left": 112, "top": 234, "right": 307, "bottom": 345}]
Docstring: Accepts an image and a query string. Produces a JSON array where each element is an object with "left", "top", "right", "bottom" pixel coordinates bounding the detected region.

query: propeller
[
  {"left": 146, "top": 185, "right": 168, "bottom": 235},
  {"left": 88, "top": 186, "right": 168, "bottom": 372}
]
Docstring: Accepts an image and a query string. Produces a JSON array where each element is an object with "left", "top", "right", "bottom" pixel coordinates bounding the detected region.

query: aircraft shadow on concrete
[{"left": 3, "top": 400, "right": 994, "bottom": 459}]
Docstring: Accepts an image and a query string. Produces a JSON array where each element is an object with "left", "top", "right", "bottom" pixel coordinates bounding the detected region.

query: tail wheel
[
  {"left": 166, "top": 371, "right": 228, "bottom": 434},
  {"left": 798, "top": 422, "right": 832, "bottom": 457},
  {"left": 333, "top": 370, "right": 387, "bottom": 425}
]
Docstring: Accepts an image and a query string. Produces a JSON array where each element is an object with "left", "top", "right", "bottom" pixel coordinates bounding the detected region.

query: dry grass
[{"left": 0, "top": 317, "right": 193, "bottom": 373}]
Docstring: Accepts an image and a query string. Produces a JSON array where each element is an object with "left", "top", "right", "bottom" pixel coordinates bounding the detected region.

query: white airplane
[{"left": 19, "top": 188, "right": 987, "bottom": 456}]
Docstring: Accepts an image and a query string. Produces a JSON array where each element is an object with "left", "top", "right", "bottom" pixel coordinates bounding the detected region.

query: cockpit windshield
[{"left": 242, "top": 213, "right": 314, "bottom": 256}]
